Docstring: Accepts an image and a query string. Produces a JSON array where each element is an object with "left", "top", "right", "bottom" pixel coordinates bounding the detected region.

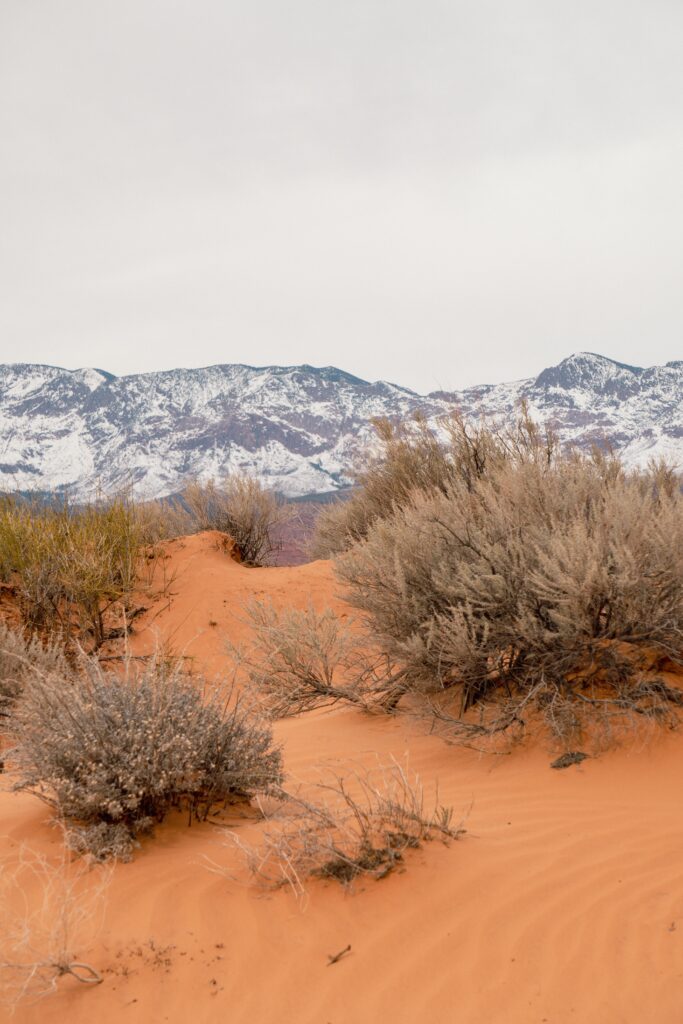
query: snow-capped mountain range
[{"left": 0, "top": 352, "right": 680, "bottom": 500}]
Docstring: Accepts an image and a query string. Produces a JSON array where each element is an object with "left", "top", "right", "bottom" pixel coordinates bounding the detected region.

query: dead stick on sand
[
  {"left": 327, "top": 944, "right": 351, "bottom": 966},
  {"left": 97, "top": 653, "right": 192, "bottom": 662}
]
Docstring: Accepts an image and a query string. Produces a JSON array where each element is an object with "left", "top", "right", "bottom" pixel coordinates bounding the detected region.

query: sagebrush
[
  {"left": 336, "top": 425, "right": 683, "bottom": 714},
  {"left": 0, "top": 623, "right": 68, "bottom": 722},
  {"left": 10, "top": 655, "right": 283, "bottom": 859},
  {"left": 310, "top": 410, "right": 683, "bottom": 744},
  {"left": 312, "top": 410, "right": 549, "bottom": 557}
]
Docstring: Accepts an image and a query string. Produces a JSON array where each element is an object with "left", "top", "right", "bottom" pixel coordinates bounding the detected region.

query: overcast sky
[{"left": 0, "top": 1, "right": 681, "bottom": 394}]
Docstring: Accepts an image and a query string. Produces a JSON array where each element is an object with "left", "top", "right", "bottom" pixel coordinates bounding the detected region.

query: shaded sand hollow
[{"left": 2, "top": 532, "right": 683, "bottom": 1023}]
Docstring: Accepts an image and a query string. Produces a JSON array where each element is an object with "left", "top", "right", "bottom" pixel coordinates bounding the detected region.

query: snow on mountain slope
[
  {"left": 439, "top": 353, "right": 683, "bottom": 470},
  {"left": 0, "top": 353, "right": 680, "bottom": 499}
]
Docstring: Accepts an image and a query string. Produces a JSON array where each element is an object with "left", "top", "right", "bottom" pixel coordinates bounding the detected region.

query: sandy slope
[
  {"left": 2, "top": 533, "right": 683, "bottom": 1023},
  {"left": 125, "top": 531, "right": 350, "bottom": 674}
]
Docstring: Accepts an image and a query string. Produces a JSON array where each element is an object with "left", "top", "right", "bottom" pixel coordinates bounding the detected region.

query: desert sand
[{"left": 2, "top": 532, "right": 683, "bottom": 1023}]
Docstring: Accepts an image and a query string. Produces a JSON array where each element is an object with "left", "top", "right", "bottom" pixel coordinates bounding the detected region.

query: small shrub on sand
[
  {"left": 235, "top": 601, "right": 404, "bottom": 717},
  {"left": 10, "top": 657, "right": 283, "bottom": 860},
  {"left": 225, "top": 761, "right": 463, "bottom": 899},
  {"left": 333, "top": 413, "right": 683, "bottom": 742},
  {"left": 179, "top": 474, "right": 290, "bottom": 565},
  {"left": 0, "top": 835, "right": 111, "bottom": 1010}
]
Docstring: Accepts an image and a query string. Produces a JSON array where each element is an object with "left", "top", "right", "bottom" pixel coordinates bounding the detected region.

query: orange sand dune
[
  {"left": 2, "top": 532, "right": 683, "bottom": 1024},
  {"left": 126, "top": 531, "right": 349, "bottom": 674}
]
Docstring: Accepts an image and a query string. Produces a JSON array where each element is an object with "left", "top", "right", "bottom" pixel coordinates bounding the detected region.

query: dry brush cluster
[
  {"left": 1, "top": 630, "right": 283, "bottom": 860},
  {"left": 337, "top": 446, "right": 683, "bottom": 696},
  {"left": 305, "top": 410, "right": 683, "bottom": 746},
  {"left": 0, "top": 467, "right": 467, "bottom": 1010},
  {"left": 0, "top": 628, "right": 277, "bottom": 1008},
  {"left": 233, "top": 601, "right": 403, "bottom": 717},
  {"left": 0, "top": 495, "right": 147, "bottom": 648},
  {"left": 0, "top": 473, "right": 291, "bottom": 652},
  {"left": 177, "top": 473, "right": 291, "bottom": 565},
  {"left": 223, "top": 761, "right": 463, "bottom": 899},
  {"left": 0, "top": 410, "right": 680, "bottom": 1004},
  {"left": 0, "top": 621, "right": 67, "bottom": 723}
]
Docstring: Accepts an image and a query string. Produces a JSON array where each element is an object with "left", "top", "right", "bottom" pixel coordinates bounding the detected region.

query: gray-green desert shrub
[
  {"left": 311, "top": 408, "right": 555, "bottom": 557},
  {"left": 336, "top": 422, "right": 683, "bottom": 717},
  {"left": 11, "top": 656, "right": 283, "bottom": 859}
]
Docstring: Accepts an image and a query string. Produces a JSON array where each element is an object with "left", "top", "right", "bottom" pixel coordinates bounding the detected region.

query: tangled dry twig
[
  {"left": 0, "top": 833, "right": 112, "bottom": 1011},
  {"left": 219, "top": 759, "right": 464, "bottom": 903}
]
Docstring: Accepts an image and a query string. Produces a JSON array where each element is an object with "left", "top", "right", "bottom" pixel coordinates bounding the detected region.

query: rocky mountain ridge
[{"left": 0, "top": 352, "right": 680, "bottom": 499}]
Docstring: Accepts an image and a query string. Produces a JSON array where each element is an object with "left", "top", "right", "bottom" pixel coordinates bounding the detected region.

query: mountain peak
[{"left": 534, "top": 352, "right": 642, "bottom": 391}]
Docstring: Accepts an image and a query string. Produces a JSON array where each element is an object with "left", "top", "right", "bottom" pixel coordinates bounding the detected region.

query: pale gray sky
[{"left": 0, "top": 0, "right": 681, "bottom": 393}]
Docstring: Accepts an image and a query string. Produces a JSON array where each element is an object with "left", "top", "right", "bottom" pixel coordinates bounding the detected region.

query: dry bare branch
[
  {"left": 233, "top": 600, "right": 407, "bottom": 717},
  {"left": 0, "top": 834, "right": 112, "bottom": 1011},
  {"left": 220, "top": 760, "right": 464, "bottom": 901}
]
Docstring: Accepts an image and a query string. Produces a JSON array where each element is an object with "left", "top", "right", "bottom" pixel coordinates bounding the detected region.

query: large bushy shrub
[
  {"left": 336, "top": 424, "right": 683, "bottom": 713},
  {"left": 11, "top": 657, "right": 283, "bottom": 859}
]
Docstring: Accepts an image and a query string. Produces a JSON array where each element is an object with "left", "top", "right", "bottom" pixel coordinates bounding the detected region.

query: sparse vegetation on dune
[
  {"left": 223, "top": 760, "right": 463, "bottom": 899},
  {"left": 2, "top": 409, "right": 682, "bottom": 1020},
  {"left": 0, "top": 836, "right": 111, "bottom": 1010},
  {"left": 176, "top": 474, "right": 291, "bottom": 566},
  {"left": 0, "top": 412, "right": 679, "bottom": 942},
  {"left": 0, "top": 472, "right": 291, "bottom": 652}
]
